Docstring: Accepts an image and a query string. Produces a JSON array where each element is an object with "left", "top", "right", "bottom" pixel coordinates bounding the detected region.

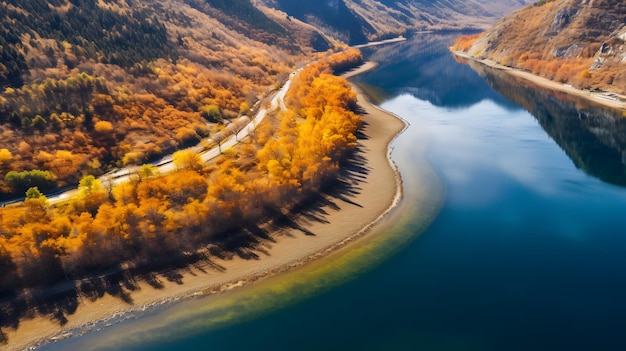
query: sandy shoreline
[
  {"left": 452, "top": 51, "right": 626, "bottom": 111},
  {"left": 6, "top": 63, "right": 408, "bottom": 351},
  {"left": 342, "top": 61, "right": 379, "bottom": 79}
]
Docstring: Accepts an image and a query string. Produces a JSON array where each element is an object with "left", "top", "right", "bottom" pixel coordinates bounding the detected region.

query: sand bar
[{"left": 6, "top": 63, "right": 407, "bottom": 351}]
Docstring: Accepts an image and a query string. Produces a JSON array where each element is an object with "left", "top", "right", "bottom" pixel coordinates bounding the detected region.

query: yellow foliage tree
[
  {"left": 94, "top": 120, "right": 114, "bottom": 133},
  {"left": 173, "top": 149, "right": 203, "bottom": 171}
]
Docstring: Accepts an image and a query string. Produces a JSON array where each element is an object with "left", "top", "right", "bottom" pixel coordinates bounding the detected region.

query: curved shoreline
[
  {"left": 9, "top": 62, "right": 409, "bottom": 351},
  {"left": 452, "top": 51, "right": 626, "bottom": 111}
]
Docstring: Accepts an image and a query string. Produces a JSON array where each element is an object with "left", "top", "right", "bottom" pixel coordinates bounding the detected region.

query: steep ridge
[
  {"left": 256, "top": 0, "right": 372, "bottom": 44},
  {"left": 454, "top": 0, "right": 626, "bottom": 95},
  {"left": 257, "top": 0, "right": 533, "bottom": 44}
]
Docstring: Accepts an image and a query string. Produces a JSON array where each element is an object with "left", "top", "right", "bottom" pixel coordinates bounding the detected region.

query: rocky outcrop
[
  {"left": 592, "top": 25, "right": 626, "bottom": 69},
  {"left": 460, "top": 0, "right": 626, "bottom": 94},
  {"left": 553, "top": 44, "right": 583, "bottom": 58},
  {"left": 549, "top": 6, "right": 578, "bottom": 34}
]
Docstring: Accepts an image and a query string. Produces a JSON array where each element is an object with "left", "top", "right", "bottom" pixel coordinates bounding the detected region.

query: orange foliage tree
[
  {"left": 450, "top": 33, "right": 485, "bottom": 52},
  {"left": 0, "top": 49, "right": 364, "bottom": 294}
]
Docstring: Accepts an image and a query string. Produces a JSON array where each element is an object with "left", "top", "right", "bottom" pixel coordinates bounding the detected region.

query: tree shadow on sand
[{"left": 0, "top": 119, "right": 372, "bottom": 347}]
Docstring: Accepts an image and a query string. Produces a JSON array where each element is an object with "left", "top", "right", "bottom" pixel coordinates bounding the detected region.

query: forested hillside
[
  {"left": 0, "top": 48, "right": 363, "bottom": 304},
  {"left": 0, "top": 0, "right": 329, "bottom": 198},
  {"left": 0, "top": 0, "right": 534, "bottom": 198},
  {"left": 452, "top": 0, "right": 626, "bottom": 95}
]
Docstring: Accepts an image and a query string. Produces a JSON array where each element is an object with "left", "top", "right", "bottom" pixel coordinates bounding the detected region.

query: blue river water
[{"left": 42, "top": 33, "right": 626, "bottom": 351}]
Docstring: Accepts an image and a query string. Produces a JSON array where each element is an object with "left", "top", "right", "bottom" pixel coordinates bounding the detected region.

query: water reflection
[
  {"left": 465, "top": 60, "right": 626, "bottom": 186},
  {"left": 354, "top": 33, "right": 520, "bottom": 110}
]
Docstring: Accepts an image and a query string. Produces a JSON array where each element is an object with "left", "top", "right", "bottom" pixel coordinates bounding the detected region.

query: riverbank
[
  {"left": 342, "top": 61, "right": 379, "bottom": 79},
  {"left": 452, "top": 51, "right": 626, "bottom": 112},
  {"left": 6, "top": 63, "right": 407, "bottom": 351},
  {"left": 352, "top": 36, "right": 407, "bottom": 49}
]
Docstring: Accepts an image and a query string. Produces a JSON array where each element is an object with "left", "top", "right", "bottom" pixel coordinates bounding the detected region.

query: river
[{"left": 41, "top": 33, "right": 626, "bottom": 351}]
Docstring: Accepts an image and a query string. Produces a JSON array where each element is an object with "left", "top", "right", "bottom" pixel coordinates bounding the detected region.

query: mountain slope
[
  {"left": 456, "top": 0, "right": 626, "bottom": 95},
  {"left": 0, "top": 0, "right": 327, "bottom": 197},
  {"left": 257, "top": 0, "right": 372, "bottom": 44},
  {"left": 257, "top": 0, "right": 534, "bottom": 44},
  {"left": 0, "top": 0, "right": 534, "bottom": 196}
]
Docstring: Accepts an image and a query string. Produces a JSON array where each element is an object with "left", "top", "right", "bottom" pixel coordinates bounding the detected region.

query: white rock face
[{"left": 613, "top": 26, "right": 626, "bottom": 41}]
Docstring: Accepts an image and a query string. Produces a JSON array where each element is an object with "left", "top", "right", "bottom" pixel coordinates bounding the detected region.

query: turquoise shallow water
[{"left": 43, "top": 33, "right": 626, "bottom": 351}]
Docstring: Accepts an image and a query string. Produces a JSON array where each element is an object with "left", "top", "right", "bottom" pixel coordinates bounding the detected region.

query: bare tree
[
  {"left": 211, "top": 125, "right": 228, "bottom": 153},
  {"left": 228, "top": 116, "right": 250, "bottom": 141}
]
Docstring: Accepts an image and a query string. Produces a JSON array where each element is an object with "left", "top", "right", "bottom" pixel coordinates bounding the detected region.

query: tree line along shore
[
  {"left": 4, "top": 51, "right": 408, "bottom": 351},
  {"left": 0, "top": 50, "right": 364, "bottom": 305}
]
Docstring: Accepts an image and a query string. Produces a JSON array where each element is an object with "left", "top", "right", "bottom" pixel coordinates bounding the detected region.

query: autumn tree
[
  {"left": 138, "top": 164, "right": 160, "bottom": 179},
  {"left": 211, "top": 125, "right": 228, "bottom": 153},
  {"left": 71, "top": 175, "right": 107, "bottom": 215},
  {"left": 450, "top": 33, "right": 485, "bottom": 51},
  {"left": 94, "top": 120, "right": 114, "bottom": 134},
  {"left": 228, "top": 116, "right": 250, "bottom": 141},
  {"left": 173, "top": 149, "right": 203, "bottom": 171},
  {"left": 200, "top": 105, "right": 222, "bottom": 122},
  {"left": 0, "top": 148, "right": 13, "bottom": 171},
  {"left": 0, "top": 242, "right": 17, "bottom": 295},
  {"left": 23, "top": 187, "right": 50, "bottom": 223},
  {"left": 4, "top": 170, "right": 56, "bottom": 193}
]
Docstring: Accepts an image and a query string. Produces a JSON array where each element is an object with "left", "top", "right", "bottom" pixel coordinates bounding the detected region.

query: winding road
[
  {"left": 2, "top": 72, "right": 296, "bottom": 207},
  {"left": 3, "top": 35, "right": 408, "bottom": 207}
]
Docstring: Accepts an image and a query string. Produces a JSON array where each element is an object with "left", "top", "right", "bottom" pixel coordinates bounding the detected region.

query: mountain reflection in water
[
  {"left": 465, "top": 60, "right": 626, "bottom": 187},
  {"left": 355, "top": 33, "right": 520, "bottom": 110}
]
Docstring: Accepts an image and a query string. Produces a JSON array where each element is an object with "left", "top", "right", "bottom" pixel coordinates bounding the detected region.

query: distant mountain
[
  {"left": 258, "top": 0, "right": 534, "bottom": 44},
  {"left": 456, "top": 0, "right": 626, "bottom": 95}
]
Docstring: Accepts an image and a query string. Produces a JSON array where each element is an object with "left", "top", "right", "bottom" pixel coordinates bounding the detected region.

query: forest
[
  {"left": 0, "top": 0, "right": 332, "bottom": 199},
  {"left": 0, "top": 49, "right": 364, "bottom": 299}
]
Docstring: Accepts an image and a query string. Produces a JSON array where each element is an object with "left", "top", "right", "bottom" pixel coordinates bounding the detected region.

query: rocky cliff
[{"left": 457, "top": 0, "right": 626, "bottom": 95}]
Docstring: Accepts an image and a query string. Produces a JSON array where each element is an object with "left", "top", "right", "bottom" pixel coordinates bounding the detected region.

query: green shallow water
[{"left": 41, "top": 81, "right": 444, "bottom": 351}]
